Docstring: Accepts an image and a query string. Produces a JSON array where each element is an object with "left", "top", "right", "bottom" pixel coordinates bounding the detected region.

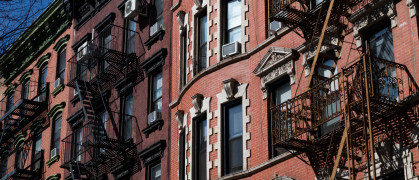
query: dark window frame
[
  {"left": 32, "top": 132, "right": 42, "bottom": 170},
  {"left": 179, "top": 30, "right": 188, "bottom": 89},
  {"left": 223, "top": 0, "right": 242, "bottom": 44},
  {"left": 39, "top": 65, "right": 48, "bottom": 93},
  {"left": 56, "top": 48, "right": 67, "bottom": 80},
  {"left": 222, "top": 99, "right": 243, "bottom": 175},
  {"left": 120, "top": 90, "right": 133, "bottom": 140},
  {"left": 149, "top": 70, "right": 163, "bottom": 113},
  {"left": 193, "top": 114, "right": 207, "bottom": 180},
  {"left": 72, "top": 123, "right": 83, "bottom": 162},
  {"left": 21, "top": 80, "right": 29, "bottom": 100},
  {"left": 147, "top": 160, "right": 162, "bottom": 180},
  {"left": 124, "top": 19, "right": 137, "bottom": 54},
  {"left": 196, "top": 9, "right": 207, "bottom": 73},
  {"left": 179, "top": 130, "right": 186, "bottom": 180},
  {"left": 50, "top": 115, "right": 62, "bottom": 156}
]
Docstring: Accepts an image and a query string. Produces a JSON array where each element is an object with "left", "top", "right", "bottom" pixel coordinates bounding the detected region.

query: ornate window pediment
[{"left": 253, "top": 47, "right": 297, "bottom": 99}]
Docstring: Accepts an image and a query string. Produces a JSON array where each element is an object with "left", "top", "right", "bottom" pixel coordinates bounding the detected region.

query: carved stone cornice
[
  {"left": 253, "top": 47, "right": 297, "bottom": 99},
  {"left": 222, "top": 78, "right": 237, "bottom": 100},
  {"left": 191, "top": 93, "right": 204, "bottom": 114}
]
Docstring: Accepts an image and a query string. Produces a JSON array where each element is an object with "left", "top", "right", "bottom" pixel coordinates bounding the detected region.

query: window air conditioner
[
  {"left": 222, "top": 41, "right": 241, "bottom": 58},
  {"left": 147, "top": 111, "right": 162, "bottom": 124},
  {"left": 125, "top": 0, "right": 146, "bottom": 19},
  {"left": 150, "top": 22, "right": 162, "bottom": 37},
  {"left": 54, "top": 78, "right": 63, "bottom": 89},
  {"left": 50, "top": 148, "right": 57, "bottom": 159}
]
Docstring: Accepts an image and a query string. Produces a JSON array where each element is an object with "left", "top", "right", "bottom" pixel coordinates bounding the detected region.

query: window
[
  {"left": 51, "top": 116, "right": 62, "bottom": 156},
  {"left": 32, "top": 133, "right": 42, "bottom": 170},
  {"left": 15, "top": 148, "right": 23, "bottom": 169},
  {"left": 222, "top": 100, "right": 243, "bottom": 175},
  {"left": 39, "top": 66, "right": 48, "bottom": 92},
  {"left": 311, "top": 0, "right": 323, "bottom": 9},
  {"left": 149, "top": 162, "right": 161, "bottom": 180},
  {"left": 225, "top": 0, "right": 241, "bottom": 44},
  {"left": 21, "top": 80, "right": 29, "bottom": 100},
  {"left": 98, "top": 111, "right": 107, "bottom": 154},
  {"left": 73, "top": 126, "right": 83, "bottom": 162},
  {"left": 179, "top": 131, "right": 186, "bottom": 180},
  {"left": 150, "top": 72, "right": 163, "bottom": 113},
  {"left": 269, "top": 78, "right": 291, "bottom": 157},
  {"left": 6, "top": 92, "right": 14, "bottom": 111},
  {"left": 180, "top": 31, "right": 188, "bottom": 89},
  {"left": 155, "top": 0, "right": 164, "bottom": 26},
  {"left": 77, "top": 42, "right": 88, "bottom": 81},
  {"left": 57, "top": 49, "right": 66, "bottom": 81},
  {"left": 122, "top": 92, "right": 133, "bottom": 140},
  {"left": 99, "top": 27, "right": 111, "bottom": 71},
  {"left": 365, "top": 21, "right": 397, "bottom": 100},
  {"left": 197, "top": 13, "right": 207, "bottom": 73},
  {"left": 193, "top": 115, "right": 207, "bottom": 180},
  {"left": 125, "top": 20, "right": 136, "bottom": 54}
]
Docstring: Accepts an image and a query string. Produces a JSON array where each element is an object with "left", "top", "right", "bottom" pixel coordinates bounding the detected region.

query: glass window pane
[
  {"left": 227, "top": 27, "right": 241, "bottom": 43},
  {"left": 199, "top": 16, "right": 207, "bottom": 45},
  {"left": 41, "top": 68, "right": 47, "bottom": 90},
  {"left": 124, "top": 93, "right": 133, "bottom": 140},
  {"left": 155, "top": 0, "right": 164, "bottom": 17},
  {"left": 274, "top": 81, "right": 291, "bottom": 105},
  {"left": 150, "top": 163, "right": 161, "bottom": 180},
  {"left": 227, "top": 0, "right": 241, "bottom": 29},
  {"left": 229, "top": 138, "right": 242, "bottom": 171},
  {"left": 228, "top": 104, "right": 242, "bottom": 138},
  {"left": 153, "top": 72, "right": 163, "bottom": 100},
  {"left": 370, "top": 26, "right": 394, "bottom": 61}
]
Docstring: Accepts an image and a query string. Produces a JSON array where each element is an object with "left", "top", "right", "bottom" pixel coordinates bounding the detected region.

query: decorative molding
[
  {"left": 222, "top": 78, "right": 237, "bottom": 100},
  {"left": 241, "top": 0, "right": 249, "bottom": 53},
  {"left": 406, "top": 0, "right": 417, "bottom": 18},
  {"left": 46, "top": 155, "right": 60, "bottom": 167},
  {"left": 46, "top": 173, "right": 61, "bottom": 180},
  {"left": 253, "top": 47, "right": 296, "bottom": 99},
  {"left": 138, "top": 140, "right": 166, "bottom": 166},
  {"left": 53, "top": 34, "right": 70, "bottom": 52},
  {"left": 188, "top": 96, "right": 212, "bottom": 180},
  {"left": 177, "top": 11, "right": 186, "bottom": 32},
  {"left": 94, "top": 13, "right": 116, "bottom": 31},
  {"left": 191, "top": 0, "right": 211, "bottom": 75},
  {"left": 193, "top": 0, "right": 203, "bottom": 9},
  {"left": 144, "top": 30, "right": 166, "bottom": 50},
  {"left": 176, "top": 110, "right": 185, "bottom": 130},
  {"left": 18, "top": 70, "right": 33, "bottom": 84},
  {"left": 214, "top": 83, "right": 250, "bottom": 177},
  {"left": 191, "top": 93, "right": 204, "bottom": 114},
  {"left": 4, "top": 84, "right": 17, "bottom": 95},
  {"left": 350, "top": 0, "right": 397, "bottom": 48},
  {"left": 35, "top": 53, "right": 51, "bottom": 68},
  {"left": 140, "top": 48, "right": 167, "bottom": 75},
  {"left": 48, "top": 102, "right": 66, "bottom": 120},
  {"left": 142, "top": 119, "right": 164, "bottom": 138},
  {"left": 29, "top": 118, "right": 46, "bottom": 133},
  {"left": 13, "top": 132, "right": 26, "bottom": 148},
  {"left": 51, "top": 84, "right": 65, "bottom": 98}
]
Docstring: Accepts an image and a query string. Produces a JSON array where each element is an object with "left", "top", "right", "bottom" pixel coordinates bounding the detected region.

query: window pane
[
  {"left": 127, "top": 20, "right": 136, "bottom": 54},
  {"left": 41, "top": 68, "right": 48, "bottom": 90},
  {"left": 274, "top": 81, "right": 291, "bottom": 105},
  {"left": 179, "top": 132, "right": 186, "bottom": 180},
  {"left": 35, "top": 135, "right": 42, "bottom": 153},
  {"left": 22, "top": 81, "right": 29, "bottom": 99},
  {"left": 155, "top": 0, "right": 164, "bottom": 17},
  {"left": 228, "top": 104, "right": 242, "bottom": 138},
  {"left": 199, "top": 16, "right": 207, "bottom": 46},
  {"left": 196, "top": 116, "right": 207, "bottom": 179},
  {"left": 54, "top": 118, "right": 62, "bottom": 154},
  {"left": 229, "top": 137, "right": 242, "bottom": 171},
  {"left": 124, "top": 93, "right": 133, "bottom": 140},
  {"left": 6, "top": 93, "right": 14, "bottom": 111},
  {"left": 226, "top": 103, "right": 242, "bottom": 173},
  {"left": 227, "top": 27, "right": 241, "bottom": 44},
  {"left": 153, "top": 72, "right": 163, "bottom": 101},
  {"left": 227, "top": 0, "right": 241, "bottom": 29},
  {"left": 58, "top": 50, "right": 66, "bottom": 80},
  {"left": 369, "top": 26, "right": 394, "bottom": 61},
  {"left": 150, "top": 163, "right": 161, "bottom": 180}
]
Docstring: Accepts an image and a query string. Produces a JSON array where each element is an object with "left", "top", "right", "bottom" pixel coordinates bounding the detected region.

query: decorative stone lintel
[
  {"left": 29, "top": 118, "right": 46, "bottom": 133},
  {"left": 351, "top": 0, "right": 397, "bottom": 48},
  {"left": 177, "top": 11, "right": 186, "bottom": 32},
  {"left": 46, "top": 173, "right": 61, "bottom": 180},
  {"left": 142, "top": 119, "right": 164, "bottom": 138},
  {"left": 144, "top": 30, "right": 165, "bottom": 50},
  {"left": 35, "top": 53, "right": 51, "bottom": 68},
  {"left": 406, "top": 0, "right": 417, "bottom": 18},
  {"left": 253, "top": 47, "right": 296, "bottom": 99},
  {"left": 140, "top": 48, "right": 167, "bottom": 75},
  {"left": 51, "top": 84, "right": 65, "bottom": 98},
  {"left": 176, "top": 110, "right": 185, "bottom": 130},
  {"left": 18, "top": 70, "right": 33, "bottom": 84},
  {"left": 4, "top": 84, "right": 17, "bottom": 95},
  {"left": 48, "top": 102, "right": 66, "bottom": 120},
  {"left": 138, "top": 140, "right": 166, "bottom": 166},
  {"left": 222, "top": 78, "right": 238, "bottom": 100},
  {"left": 13, "top": 132, "right": 27, "bottom": 148},
  {"left": 46, "top": 155, "right": 60, "bottom": 167},
  {"left": 191, "top": 93, "right": 204, "bottom": 114},
  {"left": 193, "top": 0, "right": 202, "bottom": 9}
]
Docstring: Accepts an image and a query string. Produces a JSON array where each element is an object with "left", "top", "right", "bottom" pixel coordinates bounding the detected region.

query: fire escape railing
[
  {"left": 0, "top": 149, "right": 44, "bottom": 180},
  {"left": 270, "top": 54, "right": 419, "bottom": 148},
  {"left": 0, "top": 83, "right": 49, "bottom": 146}
]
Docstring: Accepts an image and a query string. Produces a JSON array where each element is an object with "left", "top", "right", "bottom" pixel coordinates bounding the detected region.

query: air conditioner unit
[
  {"left": 150, "top": 22, "right": 162, "bottom": 37},
  {"left": 77, "top": 42, "right": 90, "bottom": 61},
  {"left": 50, "top": 148, "right": 57, "bottom": 159},
  {"left": 147, "top": 111, "right": 162, "bottom": 124},
  {"left": 125, "top": 0, "right": 146, "bottom": 19},
  {"left": 270, "top": 20, "right": 282, "bottom": 32},
  {"left": 54, "top": 78, "right": 63, "bottom": 89},
  {"left": 222, "top": 41, "right": 241, "bottom": 58}
]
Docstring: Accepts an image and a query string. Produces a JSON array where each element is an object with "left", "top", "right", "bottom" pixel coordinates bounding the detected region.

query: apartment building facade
[
  {"left": 169, "top": 0, "right": 419, "bottom": 179},
  {"left": 0, "top": 1, "right": 72, "bottom": 180},
  {"left": 60, "top": 0, "right": 172, "bottom": 179}
]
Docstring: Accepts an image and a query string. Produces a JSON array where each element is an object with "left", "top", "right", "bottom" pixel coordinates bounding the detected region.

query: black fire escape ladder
[{"left": 94, "top": 80, "right": 120, "bottom": 141}]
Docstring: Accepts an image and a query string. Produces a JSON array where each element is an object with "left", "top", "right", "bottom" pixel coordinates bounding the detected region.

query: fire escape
[
  {"left": 269, "top": 0, "right": 419, "bottom": 179},
  {"left": 61, "top": 24, "right": 145, "bottom": 179},
  {"left": 0, "top": 82, "right": 49, "bottom": 180}
]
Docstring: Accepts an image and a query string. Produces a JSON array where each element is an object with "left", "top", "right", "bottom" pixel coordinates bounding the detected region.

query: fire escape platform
[{"left": 0, "top": 168, "right": 42, "bottom": 180}]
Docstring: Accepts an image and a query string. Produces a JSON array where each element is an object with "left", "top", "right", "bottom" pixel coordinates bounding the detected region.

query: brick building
[
  {"left": 169, "top": 0, "right": 419, "bottom": 179},
  {"left": 0, "top": 0, "right": 72, "bottom": 179}
]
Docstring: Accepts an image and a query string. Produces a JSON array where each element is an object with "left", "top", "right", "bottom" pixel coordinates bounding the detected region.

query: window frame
[
  {"left": 6, "top": 91, "right": 14, "bottom": 112},
  {"left": 72, "top": 124, "right": 83, "bottom": 162},
  {"left": 223, "top": 0, "right": 242, "bottom": 45},
  {"left": 51, "top": 115, "right": 62, "bottom": 157},
  {"left": 56, "top": 48, "right": 67, "bottom": 81},
  {"left": 222, "top": 99, "right": 243, "bottom": 175},
  {"left": 179, "top": 130, "right": 186, "bottom": 180},
  {"left": 120, "top": 91, "right": 133, "bottom": 140},
  {"left": 32, "top": 132, "right": 42, "bottom": 170},
  {"left": 149, "top": 71, "right": 163, "bottom": 113},
  {"left": 147, "top": 161, "right": 162, "bottom": 180},
  {"left": 21, "top": 80, "right": 30, "bottom": 100},
  {"left": 124, "top": 19, "right": 137, "bottom": 54},
  {"left": 196, "top": 9, "right": 207, "bottom": 73},
  {"left": 39, "top": 65, "right": 48, "bottom": 93},
  {"left": 193, "top": 114, "right": 207, "bottom": 180},
  {"left": 179, "top": 30, "right": 188, "bottom": 89}
]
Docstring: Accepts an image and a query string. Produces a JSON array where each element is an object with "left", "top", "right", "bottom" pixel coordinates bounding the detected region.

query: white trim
[
  {"left": 214, "top": 82, "right": 250, "bottom": 177},
  {"left": 406, "top": 0, "right": 417, "bottom": 18},
  {"left": 191, "top": 0, "right": 211, "bottom": 75}
]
